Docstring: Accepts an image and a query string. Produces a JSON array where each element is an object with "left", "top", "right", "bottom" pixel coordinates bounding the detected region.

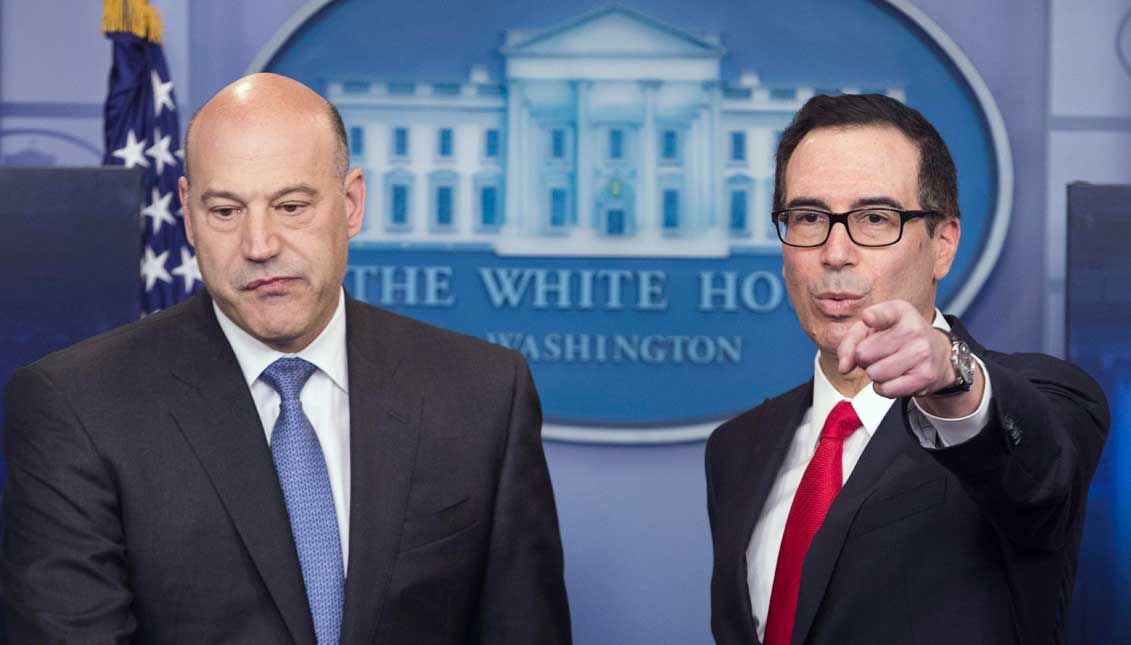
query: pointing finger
[
  {"left": 861, "top": 300, "right": 907, "bottom": 332},
  {"left": 837, "top": 320, "right": 871, "bottom": 374}
]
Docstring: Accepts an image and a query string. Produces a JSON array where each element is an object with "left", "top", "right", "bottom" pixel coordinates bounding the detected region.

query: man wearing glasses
[{"left": 706, "top": 94, "right": 1109, "bottom": 645}]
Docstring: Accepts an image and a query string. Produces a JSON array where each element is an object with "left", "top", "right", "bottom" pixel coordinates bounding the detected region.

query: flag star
[
  {"left": 111, "top": 129, "right": 149, "bottom": 168},
  {"left": 151, "top": 70, "right": 175, "bottom": 117},
  {"left": 171, "top": 246, "right": 202, "bottom": 292},
  {"left": 175, "top": 146, "right": 184, "bottom": 160},
  {"left": 140, "top": 246, "right": 172, "bottom": 291},
  {"left": 145, "top": 128, "right": 177, "bottom": 175},
  {"left": 141, "top": 187, "right": 176, "bottom": 234}
]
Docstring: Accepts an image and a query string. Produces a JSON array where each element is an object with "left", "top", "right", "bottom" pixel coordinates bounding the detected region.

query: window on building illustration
[
  {"left": 550, "top": 188, "right": 567, "bottom": 227},
  {"left": 662, "top": 130, "right": 678, "bottom": 160},
  {"left": 551, "top": 129, "right": 565, "bottom": 159},
  {"left": 481, "top": 186, "right": 498, "bottom": 227},
  {"left": 436, "top": 186, "right": 453, "bottom": 227},
  {"left": 607, "top": 209, "right": 625, "bottom": 235},
  {"left": 485, "top": 129, "right": 500, "bottom": 158},
  {"left": 663, "top": 189, "right": 679, "bottom": 229},
  {"left": 349, "top": 127, "right": 364, "bottom": 157},
  {"left": 438, "top": 128, "right": 453, "bottom": 158},
  {"left": 730, "top": 131, "right": 746, "bottom": 162},
  {"left": 609, "top": 129, "right": 624, "bottom": 160},
  {"left": 769, "top": 88, "right": 797, "bottom": 101},
  {"left": 729, "top": 189, "right": 747, "bottom": 231},
  {"left": 393, "top": 127, "right": 409, "bottom": 157},
  {"left": 343, "top": 81, "right": 370, "bottom": 94},
  {"left": 392, "top": 184, "right": 409, "bottom": 226}
]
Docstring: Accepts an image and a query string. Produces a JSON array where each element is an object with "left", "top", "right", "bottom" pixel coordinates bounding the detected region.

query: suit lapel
[
  {"left": 791, "top": 402, "right": 917, "bottom": 645},
  {"left": 732, "top": 383, "right": 813, "bottom": 644},
  {"left": 168, "top": 294, "right": 316, "bottom": 645},
  {"left": 339, "top": 298, "right": 423, "bottom": 645}
]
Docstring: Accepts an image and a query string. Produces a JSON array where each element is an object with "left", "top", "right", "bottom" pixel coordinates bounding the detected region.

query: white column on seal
[
  {"left": 504, "top": 81, "right": 522, "bottom": 234},
  {"left": 640, "top": 80, "right": 661, "bottom": 237}
]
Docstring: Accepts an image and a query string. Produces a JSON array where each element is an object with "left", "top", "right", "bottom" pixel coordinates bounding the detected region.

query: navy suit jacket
[
  {"left": 706, "top": 318, "right": 1108, "bottom": 645},
  {"left": 1, "top": 292, "right": 571, "bottom": 644}
]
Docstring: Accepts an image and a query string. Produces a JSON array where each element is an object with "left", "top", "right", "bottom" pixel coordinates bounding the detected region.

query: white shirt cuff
[{"left": 908, "top": 356, "right": 993, "bottom": 448}]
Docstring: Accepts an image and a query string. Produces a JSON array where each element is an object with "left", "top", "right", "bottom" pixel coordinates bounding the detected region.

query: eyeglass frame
[{"left": 770, "top": 207, "right": 942, "bottom": 248}]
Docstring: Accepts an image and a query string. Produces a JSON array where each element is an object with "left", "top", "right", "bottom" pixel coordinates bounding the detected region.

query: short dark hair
[
  {"left": 182, "top": 99, "right": 349, "bottom": 182},
  {"left": 773, "top": 93, "right": 958, "bottom": 234}
]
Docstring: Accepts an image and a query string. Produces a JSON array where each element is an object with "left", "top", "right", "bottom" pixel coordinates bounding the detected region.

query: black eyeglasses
[{"left": 771, "top": 207, "right": 940, "bottom": 248}]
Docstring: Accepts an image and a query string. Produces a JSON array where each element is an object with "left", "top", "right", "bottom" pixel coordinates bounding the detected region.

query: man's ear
[
  {"left": 179, "top": 176, "right": 195, "bottom": 247},
  {"left": 343, "top": 167, "right": 366, "bottom": 238},
  {"left": 932, "top": 215, "right": 960, "bottom": 281}
]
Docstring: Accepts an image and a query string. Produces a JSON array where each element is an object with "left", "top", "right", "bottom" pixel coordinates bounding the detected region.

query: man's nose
[
  {"left": 239, "top": 208, "right": 281, "bottom": 262},
  {"left": 820, "top": 221, "right": 858, "bottom": 269}
]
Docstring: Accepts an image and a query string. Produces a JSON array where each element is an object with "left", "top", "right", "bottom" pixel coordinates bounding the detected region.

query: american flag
[{"left": 101, "top": 0, "right": 200, "bottom": 314}]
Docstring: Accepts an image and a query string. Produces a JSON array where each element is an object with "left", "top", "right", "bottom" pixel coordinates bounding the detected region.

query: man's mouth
[
  {"left": 813, "top": 292, "right": 865, "bottom": 317},
  {"left": 244, "top": 277, "right": 298, "bottom": 292}
]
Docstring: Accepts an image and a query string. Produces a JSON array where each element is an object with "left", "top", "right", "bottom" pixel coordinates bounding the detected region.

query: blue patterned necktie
[{"left": 260, "top": 357, "right": 344, "bottom": 644}]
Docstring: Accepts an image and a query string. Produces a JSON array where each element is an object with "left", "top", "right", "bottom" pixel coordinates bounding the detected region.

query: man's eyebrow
[
  {"left": 269, "top": 184, "right": 320, "bottom": 201},
  {"left": 784, "top": 197, "right": 831, "bottom": 210},
  {"left": 200, "top": 189, "right": 245, "bottom": 204},
  {"left": 849, "top": 196, "right": 904, "bottom": 210}
]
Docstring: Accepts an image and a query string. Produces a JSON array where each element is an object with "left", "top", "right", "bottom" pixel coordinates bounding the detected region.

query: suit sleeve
[
  {"left": 471, "top": 353, "right": 572, "bottom": 644},
  {"left": 905, "top": 352, "right": 1110, "bottom": 551},
  {"left": 1, "top": 365, "right": 136, "bottom": 643}
]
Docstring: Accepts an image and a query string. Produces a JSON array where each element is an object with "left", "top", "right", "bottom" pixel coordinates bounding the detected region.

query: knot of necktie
[
  {"left": 821, "top": 400, "right": 861, "bottom": 442},
  {"left": 260, "top": 357, "right": 318, "bottom": 403}
]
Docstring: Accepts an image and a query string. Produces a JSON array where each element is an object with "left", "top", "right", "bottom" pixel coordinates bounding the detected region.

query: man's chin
[
  {"left": 812, "top": 319, "right": 859, "bottom": 354},
  {"left": 234, "top": 304, "right": 310, "bottom": 349},
  {"left": 245, "top": 321, "right": 308, "bottom": 351}
]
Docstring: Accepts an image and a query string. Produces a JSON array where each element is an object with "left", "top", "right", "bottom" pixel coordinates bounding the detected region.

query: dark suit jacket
[
  {"left": 706, "top": 318, "right": 1109, "bottom": 645},
  {"left": 1, "top": 292, "right": 571, "bottom": 644}
]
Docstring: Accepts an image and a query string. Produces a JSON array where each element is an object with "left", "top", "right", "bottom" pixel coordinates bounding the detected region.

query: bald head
[{"left": 183, "top": 73, "right": 348, "bottom": 183}]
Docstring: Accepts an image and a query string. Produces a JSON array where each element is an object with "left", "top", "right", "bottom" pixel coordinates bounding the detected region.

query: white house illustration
[{"left": 329, "top": 5, "right": 903, "bottom": 257}]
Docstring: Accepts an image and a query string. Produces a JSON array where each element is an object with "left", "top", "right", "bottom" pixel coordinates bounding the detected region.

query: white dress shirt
[
  {"left": 213, "top": 289, "right": 352, "bottom": 570},
  {"left": 745, "top": 311, "right": 992, "bottom": 640}
]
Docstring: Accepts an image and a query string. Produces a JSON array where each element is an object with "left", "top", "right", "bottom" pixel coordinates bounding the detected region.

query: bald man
[{"left": 1, "top": 74, "right": 572, "bottom": 644}]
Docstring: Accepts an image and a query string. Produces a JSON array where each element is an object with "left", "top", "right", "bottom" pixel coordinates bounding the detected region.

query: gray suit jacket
[{"left": 2, "top": 292, "right": 571, "bottom": 644}]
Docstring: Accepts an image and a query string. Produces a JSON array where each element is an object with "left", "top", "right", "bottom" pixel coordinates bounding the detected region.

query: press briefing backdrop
[{"left": 2, "top": 1, "right": 1131, "bottom": 643}]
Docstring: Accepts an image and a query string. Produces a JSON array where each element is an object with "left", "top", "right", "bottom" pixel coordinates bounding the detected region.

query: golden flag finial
[{"left": 101, "top": 0, "right": 163, "bottom": 44}]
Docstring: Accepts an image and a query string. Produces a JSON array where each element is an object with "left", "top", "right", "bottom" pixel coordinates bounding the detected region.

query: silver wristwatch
[{"left": 929, "top": 331, "right": 975, "bottom": 397}]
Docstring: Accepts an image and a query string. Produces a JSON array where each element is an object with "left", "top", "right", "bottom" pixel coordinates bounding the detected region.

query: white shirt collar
[
  {"left": 810, "top": 308, "right": 949, "bottom": 437},
  {"left": 213, "top": 288, "right": 349, "bottom": 393}
]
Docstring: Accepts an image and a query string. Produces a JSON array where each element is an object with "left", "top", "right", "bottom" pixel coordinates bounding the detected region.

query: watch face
[{"left": 955, "top": 341, "right": 975, "bottom": 384}]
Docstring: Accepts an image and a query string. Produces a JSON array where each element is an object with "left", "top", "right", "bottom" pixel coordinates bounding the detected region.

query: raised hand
[{"left": 836, "top": 300, "right": 982, "bottom": 416}]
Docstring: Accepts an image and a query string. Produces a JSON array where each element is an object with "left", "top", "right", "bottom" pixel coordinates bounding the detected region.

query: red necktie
[{"left": 763, "top": 400, "right": 861, "bottom": 645}]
